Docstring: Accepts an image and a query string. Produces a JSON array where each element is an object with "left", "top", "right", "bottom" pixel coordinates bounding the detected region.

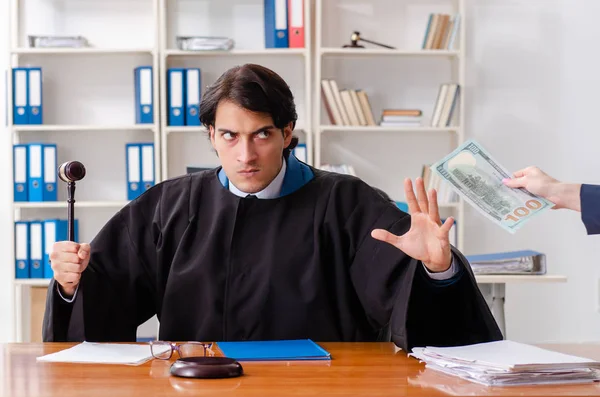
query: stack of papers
[
  {"left": 36, "top": 341, "right": 170, "bottom": 365},
  {"left": 410, "top": 340, "right": 600, "bottom": 386}
]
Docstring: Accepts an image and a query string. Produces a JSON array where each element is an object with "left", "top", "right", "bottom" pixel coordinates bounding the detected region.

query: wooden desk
[{"left": 4, "top": 342, "right": 600, "bottom": 396}]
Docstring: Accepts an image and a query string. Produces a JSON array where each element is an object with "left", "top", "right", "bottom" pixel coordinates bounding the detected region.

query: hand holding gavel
[{"left": 51, "top": 161, "right": 90, "bottom": 298}]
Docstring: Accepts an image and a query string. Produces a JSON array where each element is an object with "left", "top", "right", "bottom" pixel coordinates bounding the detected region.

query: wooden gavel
[{"left": 58, "top": 161, "right": 86, "bottom": 242}]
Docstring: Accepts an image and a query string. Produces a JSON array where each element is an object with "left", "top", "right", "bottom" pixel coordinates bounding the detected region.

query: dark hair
[{"left": 199, "top": 63, "right": 299, "bottom": 155}]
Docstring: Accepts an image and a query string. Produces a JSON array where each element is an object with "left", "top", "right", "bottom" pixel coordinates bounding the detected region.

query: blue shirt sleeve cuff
[{"left": 421, "top": 255, "right": 464, "bottom": 287}]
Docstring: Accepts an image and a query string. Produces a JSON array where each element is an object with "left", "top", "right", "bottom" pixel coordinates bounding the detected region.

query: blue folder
[{"left": 216, "top": 339, "right": 331, "bottom": 361}]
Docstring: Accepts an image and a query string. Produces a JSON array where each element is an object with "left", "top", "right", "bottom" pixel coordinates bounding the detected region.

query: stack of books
[
  {"left": 431, "top": 83, "right": 460, "bottom": 127},
  {"left": 379, "top": 109, "right": 422, "bottom": 127}
]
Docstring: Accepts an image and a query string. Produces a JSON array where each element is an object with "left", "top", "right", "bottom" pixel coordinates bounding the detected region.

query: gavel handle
[{"left": 67, "top": 182, "right": 76, "bottom": 242}]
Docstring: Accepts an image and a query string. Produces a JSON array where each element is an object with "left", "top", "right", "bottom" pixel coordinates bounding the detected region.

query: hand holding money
[
  {"left": 502, "top": 167, "right": 582, "bottom": 212},
  {"left": 431, "top": 140, "right": 553, "bottom": 233}
]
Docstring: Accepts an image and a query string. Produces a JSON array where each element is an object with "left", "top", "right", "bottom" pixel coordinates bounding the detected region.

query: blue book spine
[
  {"left": 13, "top": 144, "right": 28, "bottom": 202},
  {"left": 15, "top": 221, "right": 30, "bottom": 279},
  {"left": 27, "top": 67, "right": 43, "bottom": 124},
  {"left": 264, "top": 0, "right": 289, "bottom": 48},
  {"left": 42, "top": 143, "right": 57, "bottom": 201},
  {"left": 126, "top": 143, "right": 142, "bottom": 200},
  {"left": 185, "top": 68, "right": 201, "bottom": 126},
  {"left": 27, "top": 143, "right": 44, "bottom": 202},
  {"left": 140, "top": 143, "right": 155, "bottom": 192},
  {"left": 43, "top": 219, "right": 59, "bottom": 279},
  {"left": 167, "top": 68, "right": 186, "bottom": 126},
  {"left": 134, "top": 66, "right": 153, "bottom": 124},
  {"left": 29, "top": 221, "right": 44, "bottom": 278},
  {"left": 12, "top": 68, "right": 28, "bottom": 125}
]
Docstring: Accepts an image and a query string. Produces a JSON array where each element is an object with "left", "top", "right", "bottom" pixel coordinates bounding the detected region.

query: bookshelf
[
  {"left": 313, "top": 0, "right": 466, "bottom": 252},
  {"left": 6, "top": 0, "right": 161, "bottom": 342},
  {"left": 158, "top": 0, "right": 312, "bottom": 180},
  {"left": 5, "top": 0, "right": 313, "bottom": 343}
]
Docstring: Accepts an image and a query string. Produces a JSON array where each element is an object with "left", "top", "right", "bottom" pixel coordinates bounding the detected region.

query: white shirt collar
[{"left": 229, "top": 158, "right": 287, "bottom": 199}]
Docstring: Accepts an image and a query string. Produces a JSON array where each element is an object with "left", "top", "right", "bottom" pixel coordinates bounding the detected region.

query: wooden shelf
[
  {"left": 12, "top": 48, "right": 154, "bottom": 55},
  {"left": 14, "top": 201, "right": 130, "bottom": 209},
  {"left": 165, "top": 48, "right": 308, "bottom": 57},
  {"left": 12, "top": 125, "right": 155, "bottom": 132},
  {"left": 14, "top": 279, "right": 51, "bottom": 287},
  {"left": 320, "top": 48, "right": 460, "bottom": 57},
  {"left": 319, "top": 125, "right": 458, "bottom": 133}
]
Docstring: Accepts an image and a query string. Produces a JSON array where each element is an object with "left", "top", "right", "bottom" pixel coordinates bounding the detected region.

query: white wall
[
  {"left": 0, "top": 0, "right": 598, "bottom": 344},
  {"left": 466, "top": 0, "right": 600, "bottom": 343}
]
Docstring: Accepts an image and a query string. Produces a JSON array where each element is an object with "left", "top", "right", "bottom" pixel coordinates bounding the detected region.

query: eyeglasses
[{"left": 149, "top": 341, "right": 215, "bottom": 360}]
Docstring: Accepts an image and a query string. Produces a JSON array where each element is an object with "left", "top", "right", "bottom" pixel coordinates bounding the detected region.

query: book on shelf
[
  {"left": 466, "top": 250, "right": 547, "bottom": 275},
  {"left": 422, "top": 164, "right": 458, "bottom": 204},
  {"left": 431, "top": 83, "right": 460, "bottom": 127},
  {"left": 422, "top": 13, "right": 461, "bottom": 50},
  {"left": 320, "top": 79, "right": 376, "bottom": 127},
  {"left": 319, "top": 164, "right": 356, "bottom": 176},
  {"left": 379, "top": 110, "right": 423, "bottom": 127}
]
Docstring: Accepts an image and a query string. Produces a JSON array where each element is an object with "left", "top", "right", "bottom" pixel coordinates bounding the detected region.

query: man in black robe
[{"left": 43, "top": 64, "right": 502, "bottom": 351}]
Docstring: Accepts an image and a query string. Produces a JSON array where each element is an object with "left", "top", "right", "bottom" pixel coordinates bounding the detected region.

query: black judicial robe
[{"left": 42, "top": 155, "right": 502, "bottom": 351}]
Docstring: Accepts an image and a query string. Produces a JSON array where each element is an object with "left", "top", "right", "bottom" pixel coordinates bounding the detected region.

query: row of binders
[
  {"left": 126, "top": 143, "right": 155, "bottom": 200},
  {"left": 264, "top": 0, "right": 305, "bottom": 49},
  {"left": 12, "top": 67, "right": 43, "bottom": 124},
  {"left": 166, "top": 68, "right": 202, "bottom": 126},
  {"left": 13, "top": 143, "right": 155, "bottom": 202},
  {"left": 13, "top": 143, "right": 57, "bottom": 202},
  {"left": 15, "top": 219, "right": 79, "bottom": 279},
  {"left": 12, "top": 66, "right": 153, "bottom": 125}
]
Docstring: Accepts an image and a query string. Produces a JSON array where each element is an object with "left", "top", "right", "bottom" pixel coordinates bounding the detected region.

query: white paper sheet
[{"left": 36, "top": 342, "right": 170, "bottom": 365}]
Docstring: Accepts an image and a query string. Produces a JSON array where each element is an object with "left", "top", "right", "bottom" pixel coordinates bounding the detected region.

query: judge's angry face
[{"left": 210, "top": 100, "right": 293, "bottom": 194}]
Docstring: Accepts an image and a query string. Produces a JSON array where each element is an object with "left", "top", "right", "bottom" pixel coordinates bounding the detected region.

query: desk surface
[{"left": 4, "top": 342, "right": 600, "bottom": 396}]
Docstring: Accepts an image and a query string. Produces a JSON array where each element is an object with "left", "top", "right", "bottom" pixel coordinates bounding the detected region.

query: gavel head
[
  {"left": 350, "top": 31, "right": 361, "bottom": 45},
  {"left": 58, "top": 161, "right": 86, "bottom": 183}
]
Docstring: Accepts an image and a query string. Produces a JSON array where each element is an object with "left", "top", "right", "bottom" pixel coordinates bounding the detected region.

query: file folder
[
  {"left": 12, "top": 68, "right": 28, "bottom": 125},
  {"left": 27, "top": 67, "right": 43, "bottom": 124},
  {"left": 126, "top": 143, "right": 142, "bottom": 200},
  {"left": 167, "top": 68, "right": 185, "bottom": 126},
  {"left": 265, "top": 0, "right": 289, "bottom": 48},
  {"left": 185, "top": 68, "right": 201, "bottom": 126},
  {"left": 15, "top": 221, "right": 29, "bottom": 279},
  {"left": 216, "top": 339, "right": 331, "bottom": 361},
  {"left": 292, "top": 143, "right": 307, "bottom": 162},
  {"left": 141, "top": 143, "right": 155, "bottom": 192},
  {"left": 29, "top": 221, "right": 44, "bottom": 278},
  {"left": 288, "top": 0, "right": 304, "bottom": 48},
  {"left": 134, "top": 66, "right": 153, "bottom": 124},
  {"left": 42, "top": 144, "right": 57, "bottom": 201},
  {"left": 28, "top": 143, "right": 44, "bottom": 202},
  {"left": 43, "top": 219, "right": 58, "bottom": 279},
  {"left": 13, "top": 144, "right": 28, "bottom": 202}
]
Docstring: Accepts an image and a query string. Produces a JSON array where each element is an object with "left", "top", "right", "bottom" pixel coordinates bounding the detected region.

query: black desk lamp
[
  {"left": 343, "top": 31, "right": 396, "bottom": 49},
  {"left": 58, "top": 161, "right": 86, "bottom": 241}
]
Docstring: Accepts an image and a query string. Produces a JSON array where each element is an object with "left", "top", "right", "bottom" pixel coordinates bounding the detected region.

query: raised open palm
[{"left": 371, "top": 177, "right": 454, "bottom": 272}]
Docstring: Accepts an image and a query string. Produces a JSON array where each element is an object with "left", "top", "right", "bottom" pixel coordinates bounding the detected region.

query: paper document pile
[
  {"left": 410, "top": 340, "right": 600, "bottom": 386},
  {"left": 466, "top": 250, "right": 546, "bottom": 275},
  {"left": 37, "top": 341, "right": 170, "bottom": 365}
]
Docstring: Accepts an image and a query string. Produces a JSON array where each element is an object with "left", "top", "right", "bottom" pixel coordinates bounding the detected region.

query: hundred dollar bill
[{"left": 430, "top": 140, "right": 554, "bottom": 233}]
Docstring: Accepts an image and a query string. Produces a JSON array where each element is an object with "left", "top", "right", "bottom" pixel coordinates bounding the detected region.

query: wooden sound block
[{"left": 170, "top": 357, "right": 244, "bottom": 379}]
